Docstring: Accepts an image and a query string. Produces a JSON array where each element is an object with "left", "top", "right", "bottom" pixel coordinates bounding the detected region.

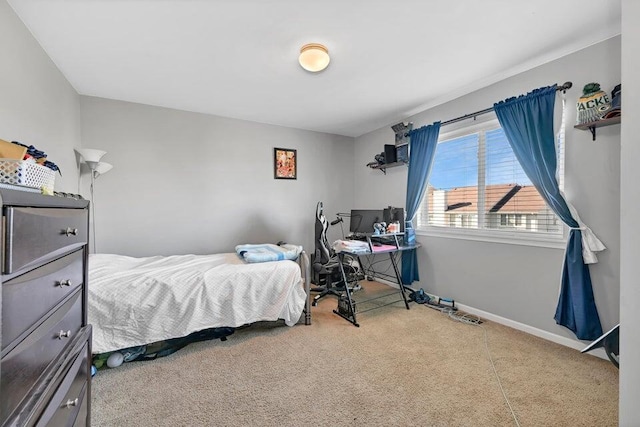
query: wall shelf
[
  {"left": 368, "top": 161, "right": 408, "bottom": 175},
  {"left": 574, "top": 116, "right": 621, "bottom": 141}
]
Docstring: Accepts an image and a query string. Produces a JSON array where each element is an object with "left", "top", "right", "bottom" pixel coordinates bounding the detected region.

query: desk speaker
[{"left": 384, "top": 144, "right": 397, "bottom": 163}]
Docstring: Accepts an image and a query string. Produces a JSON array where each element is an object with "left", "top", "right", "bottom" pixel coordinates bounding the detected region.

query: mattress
[{"left": 88, "top": 253, "right": 306, "bottom": 354}]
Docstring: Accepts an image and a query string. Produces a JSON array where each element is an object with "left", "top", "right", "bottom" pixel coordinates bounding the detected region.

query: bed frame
[{"left": 299, "top": 250, "right": 312, "bottom": 325}]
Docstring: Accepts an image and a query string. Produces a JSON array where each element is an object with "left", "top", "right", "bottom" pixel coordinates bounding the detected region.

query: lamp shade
[
  {"left": 94, "top": 162, "right": 113, "bottom": 176},
  {"left": 298, "top": 43, "right": 330, "bottom": 72},
  {"left": 75, "top": 148, "right": 106, "bottom": 163}
]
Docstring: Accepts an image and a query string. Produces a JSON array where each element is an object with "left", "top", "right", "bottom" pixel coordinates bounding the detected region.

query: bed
[{"left": 88, "top": 248, "right": 311, "bottom": 355}]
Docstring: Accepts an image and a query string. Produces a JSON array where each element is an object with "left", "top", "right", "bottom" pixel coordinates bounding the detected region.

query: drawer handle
[
  {"left": 64, "top": 227, "right": 79, "bottom": 236},
  {"left": 63, "top": 398, "right": 79, "bottom": 408},
  {"left": 57, "top": 330, "right": 72, "bottom": 339},
  {"left": 57, "top": 279, "right": 73, "bottom": 287}
]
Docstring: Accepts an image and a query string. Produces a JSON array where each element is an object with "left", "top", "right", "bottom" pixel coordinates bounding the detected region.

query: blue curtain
[
  {"left": 494, "top": 85, "right": 603, "bottom": 340},
  {"left": 401, "top": 122, "right": 441, "bottom": 285}
]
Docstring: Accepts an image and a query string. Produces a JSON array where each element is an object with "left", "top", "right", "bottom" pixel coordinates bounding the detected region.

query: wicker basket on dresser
[{"left": 0, "top": 188, "right": 91, "bottom": 427}]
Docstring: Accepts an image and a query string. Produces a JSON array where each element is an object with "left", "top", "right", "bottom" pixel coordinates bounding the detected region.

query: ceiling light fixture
[{"left": 298, "top": 43, "right": 330, "bottom": 72}]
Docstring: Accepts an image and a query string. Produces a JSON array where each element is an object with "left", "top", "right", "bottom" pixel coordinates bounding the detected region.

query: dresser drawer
[
  {"left": 0, "top": 292, "right": 82, "bottom": 422},
  {"left": 71, "top": 389, "right": 88, "bottom": 427},
  {"left": 2, "top": 250, "right": 84, "bottom": 353},
  {"left": 42, "top": 384, "right": 87, "bottom": 427},
  {"left": 4, "top": 207, "right": 88, "bottom": 275},
  {"left": 36, "top": 344, "right": 88, "bottom": 427}
]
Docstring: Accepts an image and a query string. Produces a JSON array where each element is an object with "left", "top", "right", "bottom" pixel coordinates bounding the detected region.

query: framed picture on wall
[{"left": 274, "top": 147, "right": 297, "bottom": 180}]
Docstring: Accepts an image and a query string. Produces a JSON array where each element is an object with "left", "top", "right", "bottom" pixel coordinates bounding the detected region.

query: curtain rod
[{"left": 411, "top": 81, "right": 573, "bottom": 131}]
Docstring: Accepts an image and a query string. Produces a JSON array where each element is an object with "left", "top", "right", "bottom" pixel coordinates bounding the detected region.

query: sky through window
[{"left": 429, "top": 129, "right": 532, "bottom": 189}]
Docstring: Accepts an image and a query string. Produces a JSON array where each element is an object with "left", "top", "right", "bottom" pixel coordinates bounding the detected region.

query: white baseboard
[
  {"left": 454, "top": 302, "right": 608, "bottom": 361},
  {"left": 373, "top": 277, "right": 404, "bottom": 289},
  {"left": 369, "top": 277, "right": 608, "bottom": 361}
]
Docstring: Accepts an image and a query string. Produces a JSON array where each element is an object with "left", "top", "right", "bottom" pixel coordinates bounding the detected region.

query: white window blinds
[{"left": 416, "top": 120, "right": 563, "bottom": 238}]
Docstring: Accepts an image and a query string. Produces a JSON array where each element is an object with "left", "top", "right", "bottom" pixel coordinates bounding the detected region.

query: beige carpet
[{"left": 91, "top": 282, "right": 618, "bottom": 426}]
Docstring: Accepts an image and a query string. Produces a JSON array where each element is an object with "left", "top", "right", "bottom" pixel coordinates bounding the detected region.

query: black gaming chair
[{"left": 311, "top": 202, "right": 359, "bottom": 306}]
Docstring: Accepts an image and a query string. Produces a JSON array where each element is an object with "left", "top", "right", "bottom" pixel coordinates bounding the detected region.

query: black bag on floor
[{"left": 135, "top": 327, "right": 235, "bottom": 361}]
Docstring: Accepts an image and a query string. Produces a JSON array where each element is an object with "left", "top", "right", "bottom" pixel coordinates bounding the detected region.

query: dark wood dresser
[{"left": 0, "top": 188, "right": 91, "bottom": 427}]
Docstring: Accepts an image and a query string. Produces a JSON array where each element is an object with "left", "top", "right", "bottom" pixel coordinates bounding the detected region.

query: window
[
  {"left": 416, "top": 118, "right": 564, "bottom": 244},
  {"left": 500, "top": 213, "right": 526, "bottom": 229}
]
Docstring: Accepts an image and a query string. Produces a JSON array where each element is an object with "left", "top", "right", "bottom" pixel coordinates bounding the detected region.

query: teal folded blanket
[{"left": 235, "top": 243, "right": 302, "bottom": 263}]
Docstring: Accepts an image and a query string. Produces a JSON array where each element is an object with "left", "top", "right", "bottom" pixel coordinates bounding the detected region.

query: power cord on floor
[{"left": 443, "top": 307, "right": 521, "bottom": 427}]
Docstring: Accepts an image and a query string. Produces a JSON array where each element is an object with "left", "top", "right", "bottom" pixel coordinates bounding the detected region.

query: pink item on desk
[
  {"left": 387, "top": 222, "right": 400, "bottom": 233},
  {"left": 372, "top": 244, "right": 398, "bottom": 252}
]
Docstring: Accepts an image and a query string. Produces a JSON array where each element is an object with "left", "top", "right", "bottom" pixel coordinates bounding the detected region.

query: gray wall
[
  {"left": 79, "top": 97, "right": 354, "bottom": 256},
  {"left": 0, "top": 1, "right": 81, "bottom": 192},
  {"left": 620, "top": 1, "right": 639, "bottom": 423},
  {"left": 354, "top": 37, "right": 621, "bottom": 343}
]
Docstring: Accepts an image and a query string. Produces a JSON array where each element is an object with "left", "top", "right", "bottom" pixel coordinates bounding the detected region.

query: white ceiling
[{"left": 8, "top": 0, "right": 621, "bottom": 137}]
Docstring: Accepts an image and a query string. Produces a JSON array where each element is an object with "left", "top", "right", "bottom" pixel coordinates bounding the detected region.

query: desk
[{"left": 333, "top": 238, "right": 420, "bottom": 327}]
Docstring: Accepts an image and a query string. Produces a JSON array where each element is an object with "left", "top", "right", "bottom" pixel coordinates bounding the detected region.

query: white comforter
[{"left": 88, "top": 253, "right": 306, "bottom": 354}]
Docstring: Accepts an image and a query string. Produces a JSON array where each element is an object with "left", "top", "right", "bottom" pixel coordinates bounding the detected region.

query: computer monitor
[{"left": 349, "top": 209, "right": 384, "bottom": 234}]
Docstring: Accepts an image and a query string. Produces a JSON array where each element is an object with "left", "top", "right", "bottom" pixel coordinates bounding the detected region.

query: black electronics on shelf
[
  {"left": 384, "top": 144, "right": 397, "bottom": 163},
  {"left": 368, "top": 122, "right": 413, "bottom": 174}
]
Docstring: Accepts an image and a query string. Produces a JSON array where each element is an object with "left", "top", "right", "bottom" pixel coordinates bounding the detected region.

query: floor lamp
[{"left": 75, "top": 148, "right": 113, "bottom": 253}]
